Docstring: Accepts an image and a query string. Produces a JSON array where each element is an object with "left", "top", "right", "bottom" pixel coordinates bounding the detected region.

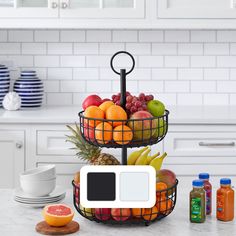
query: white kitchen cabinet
[
  {"left": 0, "top": 0, "right": 58, "bottom": 18},
  {"left": 0, "top": 130, "right": 25, "bottom": 188},
  {"left": 60, "top": 0, "right": 145, "bottom": 19},
  {"left": 157, "top": 0, "right": 236, "bottom": 19}
]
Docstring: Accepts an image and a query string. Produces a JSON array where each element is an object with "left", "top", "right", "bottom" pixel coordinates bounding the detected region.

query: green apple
[
  {"left": 147, "top": 100, "right": 165, "bottom": 117},
  {"left": 153, "top": 119, "right": 167, "bottom": 138},
  {"left": 79, "top": 204, "right": 94, "bottom": 217}
]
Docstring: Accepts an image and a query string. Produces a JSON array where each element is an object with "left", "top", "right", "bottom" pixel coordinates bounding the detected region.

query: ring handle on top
[{"left": 110, "top": 51, "right": 135, "bottom": 75}]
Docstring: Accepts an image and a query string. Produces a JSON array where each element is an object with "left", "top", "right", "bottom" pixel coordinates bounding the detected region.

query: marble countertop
[
  {"left": 1, "top": 189, "right": 236, "bottom": 236},
  {"left": 1, "top": 105, "right": 236, "bottom": 124}
]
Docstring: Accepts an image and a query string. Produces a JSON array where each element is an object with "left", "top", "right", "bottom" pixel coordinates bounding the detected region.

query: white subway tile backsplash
[
  {"left": 74, "top": 43, "right": 99, "bottom": 55},
  {"left": 87, "top": 30, "right": 111, "bottom": 42},
  {"left": 22, "top": 43, "right": 46, "bottom": 55},
  {"left": 138, "top": 81, "right": 164, "bottom": 93},
  {"left": 60, "top": 30, "right": 85, "bottom": 42},
  {"left": 139, "top": 30, "right": 163, "bottom": 42},
  {"left": 191, "top": 81, "right": 216, "bottom": 93},
  {"left": 99, "top": 43, "right": 124, "bottom": 55},
  {"left": 191, "top": 31, "right": 216, "bottom": 42},
  {"left": 152, "top": 68, "right": 177, "bottom": 80},
  {"left": 178, "top": 43, "right": 203, "bottom": 55},
  {"left": 48, "top": 43, "right": 73, "bottom": 55},
  {"left": 178, "top": 94, "right": 202, "bottom": 105},
  {"left": 178, "top": 68, "right": 203, "bottom": 80},
  {"left": 0, "top": 43, "right": 20, "bottom": 55},
  {"left": 60, "top": 56, "right": 85, "bottom": 67},
  {"left": 204, "top": 43, "right": 229, "bottom": 55},
  {"left": 165, "top": 56, "right": 189, "bottom": 67},
  {"left": 1, "top": 29, "right": 236, "bottom": 106},
  {"left": 203, "top": 94, "right": 229, "bottom": 105},
  {"left": 48, "top": 68, "right": 72, "bottom": 80},
  {"left": 47, "top": 93, "right": 72, "bottom": 105},
  {"left": 113, "top": 30, "right": 137, "bottom": 42},
  {"left": 73, "top": 68, "right": 99, "bottom": 80},
  {"left": 165, "top": 81, "right": 190, "bottom": 93},
  {"left": 152, "top": 43, "right": 177, "bottom": 55},
  {"left": 191, "top": 56, "right": 216, "bottom": 67},
  {"left": 35, "top": 56, "right": 59, "bottom": 67},
  {"left": 35, "top": 30, "right": 59, "bottom": 42},
  {"left": 60, "top": 81, "right": 86, "bottom": 92},
  {"left": 139, "top": 56, "right": 163, "bottom": 67},
  {"left": 0, "top": 30, "right": 7, "bottom": 42},
  {"left": 126, "top": 43, "right": 151, "bottom": 55},
  {"left": 165, "top": 31, "right": 189, "bottom": 42},
  {"left": 204, "top": 68, "right": 229, "bottom": 80},
  {"left": 8, "top": 30, "right": 33, "bottom": 42}
]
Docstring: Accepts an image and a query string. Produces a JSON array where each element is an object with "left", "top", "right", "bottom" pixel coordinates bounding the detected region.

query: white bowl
[
  {"left": 20, "top": 165, "right": 56, "bottom": 181},
  {"left": 20, "top": 178, "right": 56, "bottom": 197}
]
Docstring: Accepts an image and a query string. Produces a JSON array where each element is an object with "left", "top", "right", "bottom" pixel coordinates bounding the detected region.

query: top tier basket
[{"left": 73, "top": 51, "right": 177, "bottom": 226}]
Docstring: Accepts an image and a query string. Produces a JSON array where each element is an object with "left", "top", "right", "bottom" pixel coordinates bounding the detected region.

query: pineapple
[{"left": 66, "top": 124, "right": 120, "bottom": 165}]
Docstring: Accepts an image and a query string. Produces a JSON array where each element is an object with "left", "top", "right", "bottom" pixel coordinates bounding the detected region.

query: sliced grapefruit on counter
[{"left": 43, "top": 204, "right": 74, "bottom": 227}]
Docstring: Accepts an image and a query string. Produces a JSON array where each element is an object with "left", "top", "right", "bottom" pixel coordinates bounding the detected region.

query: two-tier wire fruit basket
[{"left": 72, "top": 51, "right": 178, "bottom": 226}]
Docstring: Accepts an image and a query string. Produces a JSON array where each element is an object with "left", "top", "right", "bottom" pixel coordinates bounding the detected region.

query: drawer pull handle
[
  {"left": 199, "top": 142, "right": 235, "bottom": 147},
  {"left": 16, "top": 142, "right": 23, "bottom": 149}
]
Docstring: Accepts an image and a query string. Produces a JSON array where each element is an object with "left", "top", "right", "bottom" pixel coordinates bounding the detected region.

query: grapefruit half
[{"left": 43, "top": 204, "right": 74, "bottom": 227}]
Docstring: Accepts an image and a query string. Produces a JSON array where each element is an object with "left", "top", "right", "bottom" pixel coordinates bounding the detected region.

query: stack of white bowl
[
  {"left": 0, "top": 65, "right": 10, "bottom": 107},
  {"left": 20, "top": 165, "right": 56, "bottom": 197}
]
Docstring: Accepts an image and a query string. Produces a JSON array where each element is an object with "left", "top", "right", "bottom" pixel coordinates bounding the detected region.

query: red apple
[
  {"left": 82, "top": 95, "right": 103, "bottom": 110},
  {"left": 102, "top": 98, "right": 111, "bottom": 102},
  {"left": 127, "top": 111, "right": 157, "bottom": 140},
  {"left": 111, "top": 208, "right": 131, "bottom": 221},
  {"left": 95, "top": 208, "right": 111, "bottom": 221},
  {"left": 83, "top": 123, "right": 95, "bottom": 141}
]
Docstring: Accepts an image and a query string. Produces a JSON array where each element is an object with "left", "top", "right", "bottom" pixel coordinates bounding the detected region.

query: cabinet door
[
  {"left": 157, "top": 0, "right": 236, "bottom": 19},
  {"left": 0, "top": 130, "right": 24, "bottom": 188},
  {"left": 60, "top": 0, "right": 145, "bottom": 19},
  {"left": 0, "top": 0, "right": 59, "bottom": 18}
]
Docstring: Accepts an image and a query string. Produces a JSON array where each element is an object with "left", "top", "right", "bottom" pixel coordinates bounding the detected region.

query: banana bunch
[{"left": 127, "top": 146, "right": 167, "bottom": 171}]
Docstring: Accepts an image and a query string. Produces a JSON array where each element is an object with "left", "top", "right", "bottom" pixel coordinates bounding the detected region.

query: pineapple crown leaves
[{"left": 66, "top": 123, "right": 101, "bottom": 162}]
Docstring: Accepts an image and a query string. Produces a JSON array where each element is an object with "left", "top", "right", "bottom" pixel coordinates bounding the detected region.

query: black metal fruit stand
[{"left": 73, "top": 51, "right": 178, "bottom": 226}]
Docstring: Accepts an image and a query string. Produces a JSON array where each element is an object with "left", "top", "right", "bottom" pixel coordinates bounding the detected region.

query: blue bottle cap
[
  {"left": 220, "top": 178, "right": 231, "bottom": 185},
  {"left": 192, "top": 180, "right": 204, "bottom": 187},
  {"left": 199, "top": 173, "right": 210, "bottom": 180}
]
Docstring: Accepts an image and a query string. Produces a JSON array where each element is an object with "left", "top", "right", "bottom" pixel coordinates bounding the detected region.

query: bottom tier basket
[{"left": 72, "top": 179, "right": 178, "bottom": 226}]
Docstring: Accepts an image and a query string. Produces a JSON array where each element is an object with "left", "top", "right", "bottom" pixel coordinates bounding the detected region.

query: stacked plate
[
  {"left": 13, "top": 70, "right": 44, "bottom": 108},
  {"left": 14, "top": 186, "right": 66, "bottom": 208},
  {"left": 0, "top": 65, "right": 10, "bottom": 107}
]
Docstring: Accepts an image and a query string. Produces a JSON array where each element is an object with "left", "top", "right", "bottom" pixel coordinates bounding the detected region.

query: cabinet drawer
[
  {"left": 37, "top": 130, "right": 74, "bottom": 156},
  {"left": 165, "top": 132, "right": 236, "bottom": 157}
]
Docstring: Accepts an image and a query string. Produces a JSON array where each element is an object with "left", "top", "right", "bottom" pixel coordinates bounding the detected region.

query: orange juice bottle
[{"left": 217, "top": 178, "right": 234, "bottom": 222}]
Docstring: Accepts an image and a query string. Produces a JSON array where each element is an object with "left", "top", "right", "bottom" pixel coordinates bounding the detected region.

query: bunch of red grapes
[{"left": 111, "top": 92, "right": 154, "bottom": 115}]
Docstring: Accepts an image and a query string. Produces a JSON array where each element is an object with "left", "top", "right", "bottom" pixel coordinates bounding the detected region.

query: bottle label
[
  {"left": 206, "top": 189, "right": 212, "bottom": 214},
  {"left": 191, "top": 198, "right": 202, "bottom": 222},
  {"left": 217, "top": 193, "right": 224, "bottom": 219}
]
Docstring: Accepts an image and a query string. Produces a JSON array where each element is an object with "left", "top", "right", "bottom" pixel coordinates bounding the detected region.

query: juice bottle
[
  {"left": 190, "top": 180, "right": 206, "bottom": 223},
  {"left": 217, "top": 178, "right": 234, "bottom": 222},
  {"left": 199, "top": 173, "right": 212, "bottom": 215}
]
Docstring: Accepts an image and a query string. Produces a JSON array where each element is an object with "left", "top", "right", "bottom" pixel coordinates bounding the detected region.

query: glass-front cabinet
[
  {"left": 0, "top": 0, "right": 59, "bottom": 18},
  {"left": 60, "top": 0, "right": 145, "bottom": 19},
  {"left": 157, "top": 0, "right": 236, "bottom": 19}
]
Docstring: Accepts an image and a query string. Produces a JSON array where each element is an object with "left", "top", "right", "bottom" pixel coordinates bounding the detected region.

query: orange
[
  {"left": 156, "top": 182, "right": 168, "bottom": 199},
  {"left": 99, "top": 101, "right": 114, "bottom": 112},
  {"left": 84, "top": 106, "right": 105, "bottom": 127},
  {"left": 95, "top": 122, "right": 113, "bottom": 144},
  {"left": 106, "top": 105, "right": 128, "bottom": 127},
  {"left": 43, "top": 204, "right": 74, "bottom": 227},
  {"left": 142, "top": 206, "right": 159, "bottom": 221},
  {"left": 156, "top": 199, "right": 173, "bottom": 215},
  {"left": 113, "top": 125, "right": 133, "bottom": 145},
  {"left": 132, "top": 208, "right": 143, "bottom": 218}
]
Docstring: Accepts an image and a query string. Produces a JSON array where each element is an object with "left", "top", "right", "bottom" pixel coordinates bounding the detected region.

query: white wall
[{"left": 1, "top": 29, "right": 236, "bottom": 106}]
